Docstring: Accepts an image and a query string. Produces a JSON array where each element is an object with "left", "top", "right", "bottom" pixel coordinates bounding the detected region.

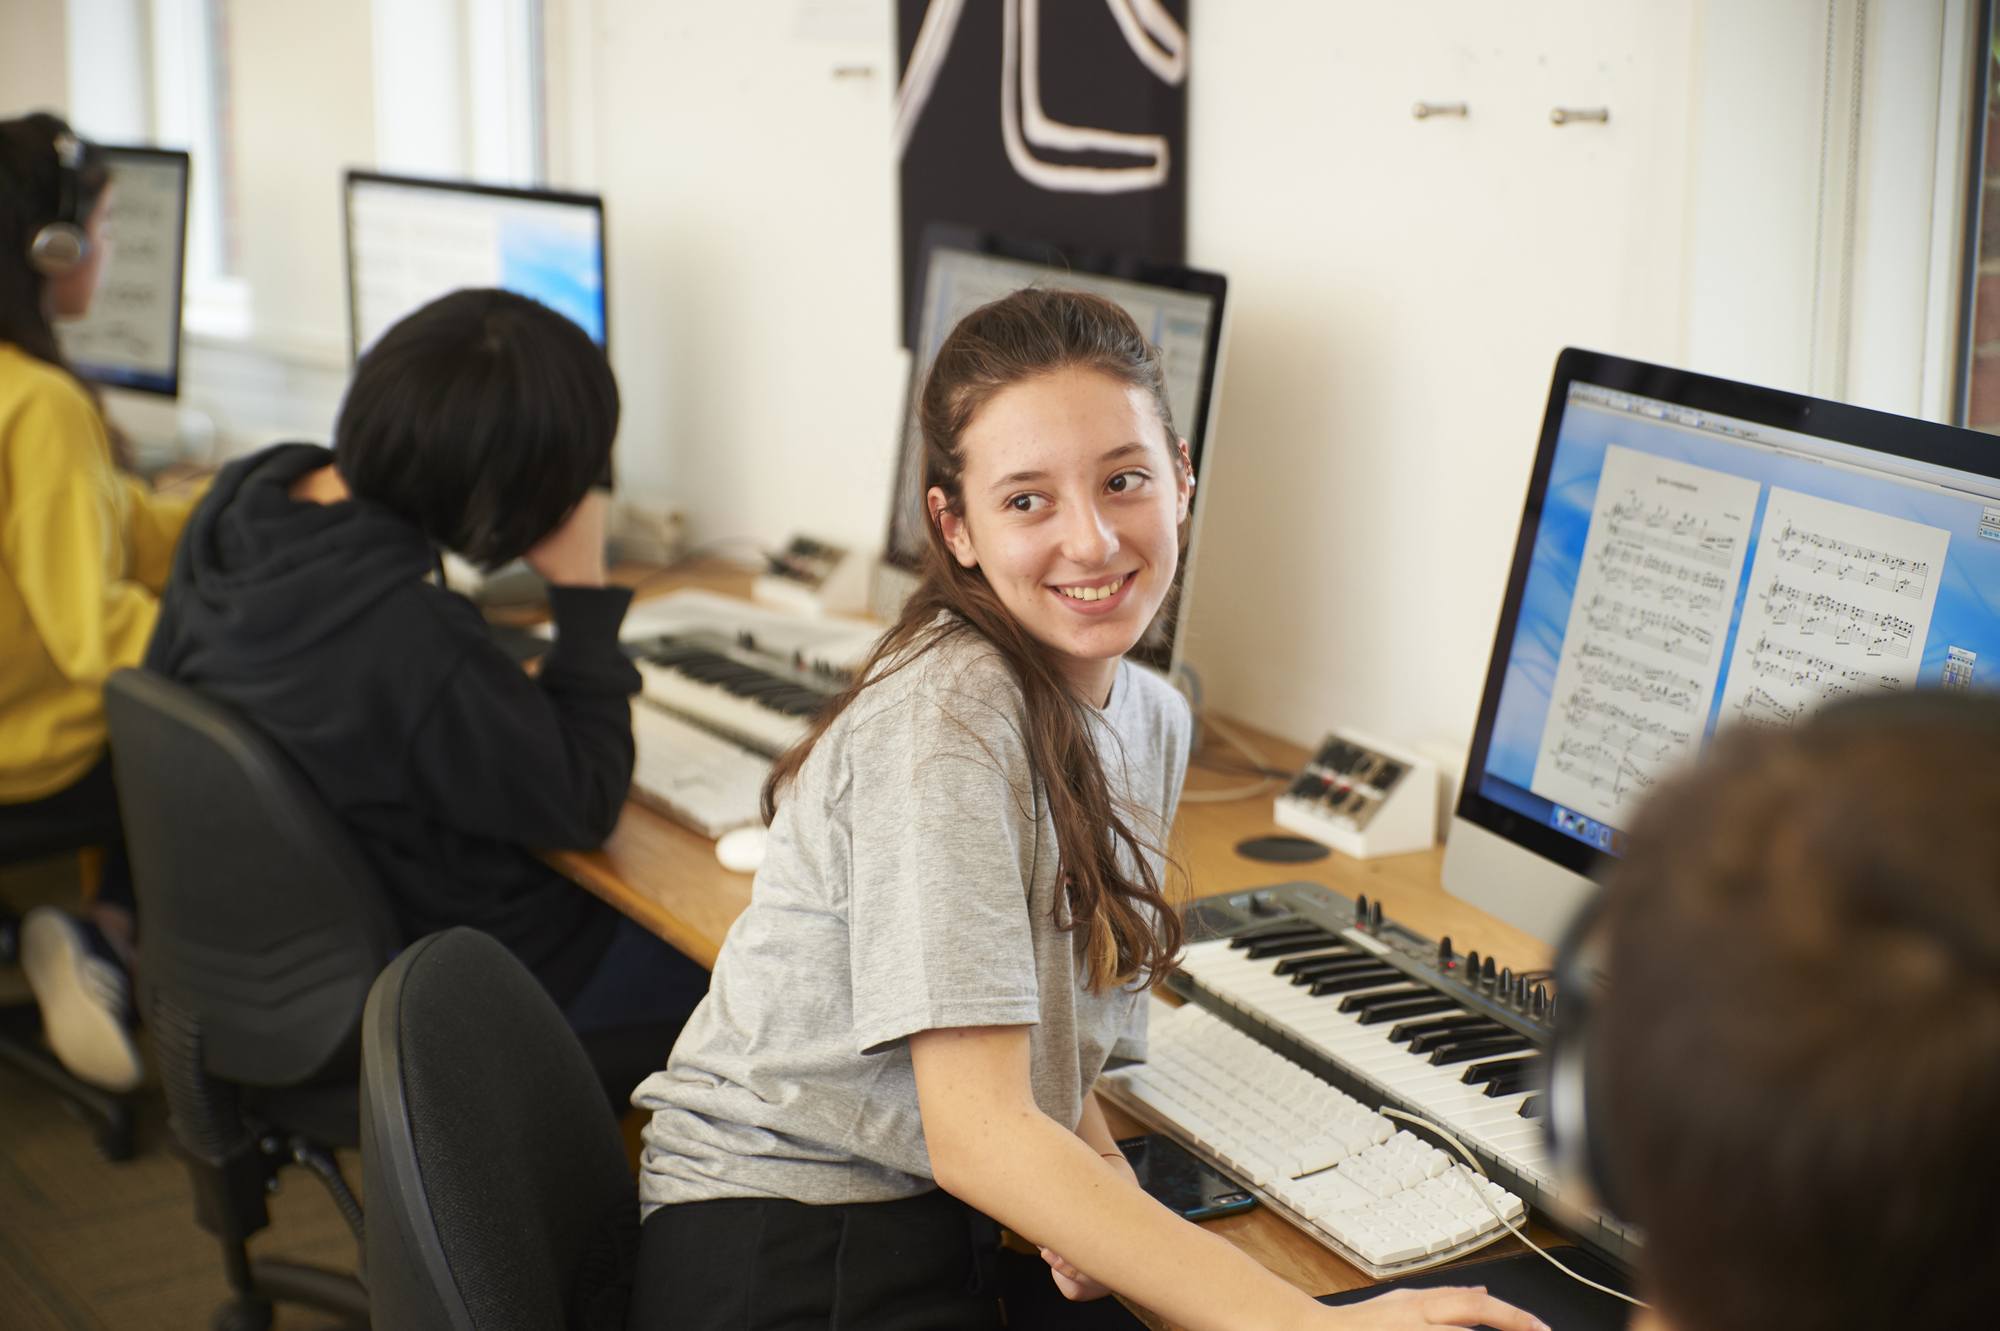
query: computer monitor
[
  {"left": 57, "top": 146, "right": 191, "bottom": 397},
  {"left": 343, "top": 171, "right": 608, "bottom": 361},
  {"left": 877, "top": 227, "right": 1229, "bottom": 674},
  {"left": 1446, "top": 348, "right": 2000, "bottom": 944}
]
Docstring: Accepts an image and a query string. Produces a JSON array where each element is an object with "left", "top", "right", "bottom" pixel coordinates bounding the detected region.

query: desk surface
[{"left": 545, "top": 563, "right": 1561, "bottom": 1320}]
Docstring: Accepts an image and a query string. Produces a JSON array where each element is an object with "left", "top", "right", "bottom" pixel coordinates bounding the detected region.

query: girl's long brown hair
[{"left": 764, "top": 287, "right": 1187, "bottom": 991}]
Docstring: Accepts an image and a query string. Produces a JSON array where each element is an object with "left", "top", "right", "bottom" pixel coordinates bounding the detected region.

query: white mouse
[{"left": 714, "top": 825, "right": 768, "bottom": 874}]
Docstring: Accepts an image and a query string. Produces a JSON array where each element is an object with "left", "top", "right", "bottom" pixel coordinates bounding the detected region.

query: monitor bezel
[
  {"left": 67, "top": 144, "right": 191, "bottom": 399},
  {"left": 884, "top": 223, "right": 1230, "bottom": 577},
  {"left": 340, "top": 169, "right": 612, "bottom": 365},
  {"left": 1455, "top": 345, "right": 2000, "bottom": 879}
]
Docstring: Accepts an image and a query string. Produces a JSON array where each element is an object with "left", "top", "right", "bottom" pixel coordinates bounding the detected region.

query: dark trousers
[
  {"left": 630, "top": 1189, "right": 1147, "bottom": 1330},
  {"left": 0, "top": 753, "right": 134, "bottom": 912}
]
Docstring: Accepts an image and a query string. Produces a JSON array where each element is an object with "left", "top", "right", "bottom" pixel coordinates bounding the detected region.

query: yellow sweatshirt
[{"left": 0, "top": 342, "right": 200, "bottom": 802}]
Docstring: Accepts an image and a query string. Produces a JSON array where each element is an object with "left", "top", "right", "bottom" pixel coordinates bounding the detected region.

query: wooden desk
[{"left": 544, "top": 571, "right": 1562, "bottom": 1318}]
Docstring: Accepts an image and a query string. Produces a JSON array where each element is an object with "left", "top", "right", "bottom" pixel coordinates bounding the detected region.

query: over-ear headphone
[
  {"left": 27, "top": 131, "right": 88, "bottom": 276},
  {"left": 1542, "top": 884, "right": 1624, "bottom": 1221}
]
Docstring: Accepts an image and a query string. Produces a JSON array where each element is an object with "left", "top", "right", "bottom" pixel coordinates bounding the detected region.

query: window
[{"left": 370, "top": 0, "right": 546, "bottom": 187}]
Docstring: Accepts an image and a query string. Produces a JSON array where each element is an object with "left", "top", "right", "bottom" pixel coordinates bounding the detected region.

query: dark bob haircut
[{"left": 333, "top": 288, "right": 618, "bottom": 569}]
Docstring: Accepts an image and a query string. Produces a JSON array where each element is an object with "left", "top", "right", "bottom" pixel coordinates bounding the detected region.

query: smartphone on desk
[{"left": 1117, "top": 1133, "right": 1257, "bottom": 1221}]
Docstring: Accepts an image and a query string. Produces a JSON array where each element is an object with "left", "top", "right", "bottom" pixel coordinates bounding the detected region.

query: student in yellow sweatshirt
[{"left": 0, "top": 112, "right": 197, "bottom": 1091}]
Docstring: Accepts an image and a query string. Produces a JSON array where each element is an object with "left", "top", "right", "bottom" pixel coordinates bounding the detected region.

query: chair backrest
[
  {"left": 103, "top": 667, "right": 399, "bottom": 1087},
  {"left": 361, "top": 927, "right": 638, "bottom": 1331}
]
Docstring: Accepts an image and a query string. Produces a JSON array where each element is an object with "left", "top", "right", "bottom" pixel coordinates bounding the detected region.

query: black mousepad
[
  {"left": 1318, "top": 1249, "right": 1635, "bottom": 1330},
  {"left": 1235, "top": 835, "right": 1330, "bottom": 864}
]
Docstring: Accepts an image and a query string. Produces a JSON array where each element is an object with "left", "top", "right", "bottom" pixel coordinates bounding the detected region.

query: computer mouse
[{"left": 714, "top": 826, "right": 768, "bottom": 874}]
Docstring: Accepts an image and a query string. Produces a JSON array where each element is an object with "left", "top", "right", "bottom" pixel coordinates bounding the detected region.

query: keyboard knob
[
  {"left": 1354, "top": 894, "right": 1369, "bottom": 926},
  {"left": 1465, "top": 949, "right": 1481, "bottom": 978},
  {"left": 1368, "top": 899, "right": 1384, "bottom": 933},
  {"left": 1499, "top": 967, "right": 1513, "bottom": 996},
  {"left": 1481, "top": 956, "right": 1497, "bottom": 988},
  {"left": 1437, "top": 936, "right": 1453, "bottom": 967},
  {"left": 1531, "top": 984, "right": 1547, "bottom": 1017}
]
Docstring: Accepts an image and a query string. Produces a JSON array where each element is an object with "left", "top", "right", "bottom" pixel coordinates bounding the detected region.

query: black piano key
[
  {"left": 1518, "top": 1095, "right": 1546, "bottom": 1119},
  {"left": 1245, "top": 933, "right": 1343, "bottom": 960},
  {"left": 1228, "top": 925, "right": 1324, "bottom": 952},
  {"left": 1269, "top": 938, "right": 1356, "bottom": 967},
  {"left": 1279, "top": 953, "right": 1380, "bottom": 981},
  {"left": 1355, "top": 995, "right": 1462, "bottom": 1026},
  {"left": 1461, "top": 1054, "right": 1543, "bottom": 1087},
  {"left": 1336, "top": 985, "right": 1430, "bottom": 1014},
  {"left": 1483, "top": 1068, "right": 1536, "bottom": 1098},
  {"left": 1388, "top": 1013, "right": 1487, "bottom": 1044},
  {"left": 1428, "top": 1034, "right": 1533, "bottom": 1067},
  {"left": 1406, "top": 1020, "right": 1506, "bottom": 1054},
  {"left": 1308, "top": 966, "right": 1403, "bottom": 996}
]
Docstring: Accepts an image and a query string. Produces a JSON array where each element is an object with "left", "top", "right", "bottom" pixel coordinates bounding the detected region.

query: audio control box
[{"left": 1273, "top": 728, "right": 1437, "bottom": 859}]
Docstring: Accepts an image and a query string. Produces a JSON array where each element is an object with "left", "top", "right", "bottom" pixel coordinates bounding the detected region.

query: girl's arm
[{"left": 911, "top": 1025, "right": 1550, "bottom": 1331}]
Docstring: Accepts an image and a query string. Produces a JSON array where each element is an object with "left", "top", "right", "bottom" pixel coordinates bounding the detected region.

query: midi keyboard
[{"left": 1106, "top": 881, "right": 1639, "bottom": 1275}]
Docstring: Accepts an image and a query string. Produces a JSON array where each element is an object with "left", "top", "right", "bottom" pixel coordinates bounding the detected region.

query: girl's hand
[
  {"left": 1040, "top": 1246, "right": 1113, "bottom": 1302},
  {"left": 522, "top": 490, "right": 609, "bottom": 587},
  {"left": 1312, "top": 1285, "right": 1552, "bottom": 1331}
]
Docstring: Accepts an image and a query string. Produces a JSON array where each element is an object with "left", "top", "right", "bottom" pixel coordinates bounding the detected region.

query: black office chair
[
  {"left": 0, "top": 807, "right": 137, "bottom": 1160},
  {"left": 361, "top": 927, "right": 638, "bottom": 1331},
  {"left": 105, "top": 668, "right": 397, "bottom": 1331}
]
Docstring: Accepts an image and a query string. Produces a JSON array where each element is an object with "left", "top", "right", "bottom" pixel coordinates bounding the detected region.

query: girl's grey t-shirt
[{"left": 634, "top": 627, "right": 1192, "bottom": 1214}]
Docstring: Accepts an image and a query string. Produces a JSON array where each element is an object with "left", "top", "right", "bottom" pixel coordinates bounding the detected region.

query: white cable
[
  {"left": 1377, "top": 1106, "right": 1650, "bottom": 1311},
  {"left": 1179, "top": 778, "right": 1280, "bottom": 804},
  {"left": 1179, "top": 708, "right": 1284, "bottom": 802}
]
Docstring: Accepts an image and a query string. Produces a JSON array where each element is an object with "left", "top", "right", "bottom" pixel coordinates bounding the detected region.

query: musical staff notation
[
  {"left": 1757, "top": 577, "right": 1914, "bottom": 659},
  {"left": 1603, "top": 492, "right": 1740, "bottom": 569},
  {"left": 1533, "top": 449, "right": 1761, "bottom": 824},
  {"left": 1715, "top": 488, "right": 1948, "bottom": 736},
  {"left": 1592, "top": 542, "right": 1728, "bottom": 616},
  {"left": 1573, "top": 639, "right": 1703, "bottom": 714},
  {"left": 1580, "top": 594, "right": 1714, "bottom": 666},
  {"left": 1769, "top": 520, "right": 1928, "bottom": 600}
]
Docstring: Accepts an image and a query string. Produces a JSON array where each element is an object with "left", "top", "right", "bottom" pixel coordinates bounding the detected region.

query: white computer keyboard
[
  {"left": 629, "top": 701, "right": 771, "bottom": 838},
  {"left": 1102, "top": 1001, "right": 1524, "bottom": 1278}
]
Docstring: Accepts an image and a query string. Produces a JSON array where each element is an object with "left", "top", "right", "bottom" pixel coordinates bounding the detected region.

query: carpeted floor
[{"left": 1, "top": 856, "right": 360, "bottom": 1330}]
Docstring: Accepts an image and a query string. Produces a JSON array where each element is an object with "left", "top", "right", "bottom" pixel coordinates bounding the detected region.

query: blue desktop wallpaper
[
  {"left": 1483, "top": 400, "right": 2000, "bottom": 813},
  {"left": 498, "top": 219, "right": 606, "bottom": 346}
]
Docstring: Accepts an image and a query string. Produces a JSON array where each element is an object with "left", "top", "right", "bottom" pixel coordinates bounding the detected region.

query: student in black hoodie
[{"left": 139, "top": 287, "right": 706, "bottom": 1050}]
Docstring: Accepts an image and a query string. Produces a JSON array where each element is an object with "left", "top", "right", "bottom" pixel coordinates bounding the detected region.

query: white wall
[
  {"left": 560, "top": 0, "right": 909, "bottom": 535},
  {"left": 3, "top": 0, "right": 1973, "bottom": 776},
  {"left": 0, "top": 0, "right": 68, "bottom": 120},
  {"left": 1182, "top": 0, "right": 1699, "bottom": 765},
  {"left": 226, "top": 0, "right": 375, "bottom": 363}
]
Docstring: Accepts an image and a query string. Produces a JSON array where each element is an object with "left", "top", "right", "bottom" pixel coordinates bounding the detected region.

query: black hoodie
[{"left": 144, "top": 442, "right": 636, "bottom": 1002}]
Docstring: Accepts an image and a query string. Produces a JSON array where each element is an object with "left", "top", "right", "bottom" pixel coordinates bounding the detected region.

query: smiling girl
[{"left": 629, "top": 289, "right": 1543, "bottom": 1331}]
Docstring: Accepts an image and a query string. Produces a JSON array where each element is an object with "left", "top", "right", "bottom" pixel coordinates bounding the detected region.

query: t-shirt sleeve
[
  {"left": 1111, "top": 987, "right": 1149, "bottom": 1062},
  {"left": 846, "top": 662, "right": 1046, "bottom": 1055}
]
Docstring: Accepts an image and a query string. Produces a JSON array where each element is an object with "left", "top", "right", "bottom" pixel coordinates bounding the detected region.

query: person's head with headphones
[
  {"left": 0, "top": 111, "right": 113, "bottom": 370},
  {"left": 1576, "top": 691, "right": 2000, "bottom": 1331}
]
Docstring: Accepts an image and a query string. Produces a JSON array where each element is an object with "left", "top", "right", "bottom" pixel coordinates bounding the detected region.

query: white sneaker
[{"left": 20, "top": 907, "right": 143, "bottom": 1093}]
